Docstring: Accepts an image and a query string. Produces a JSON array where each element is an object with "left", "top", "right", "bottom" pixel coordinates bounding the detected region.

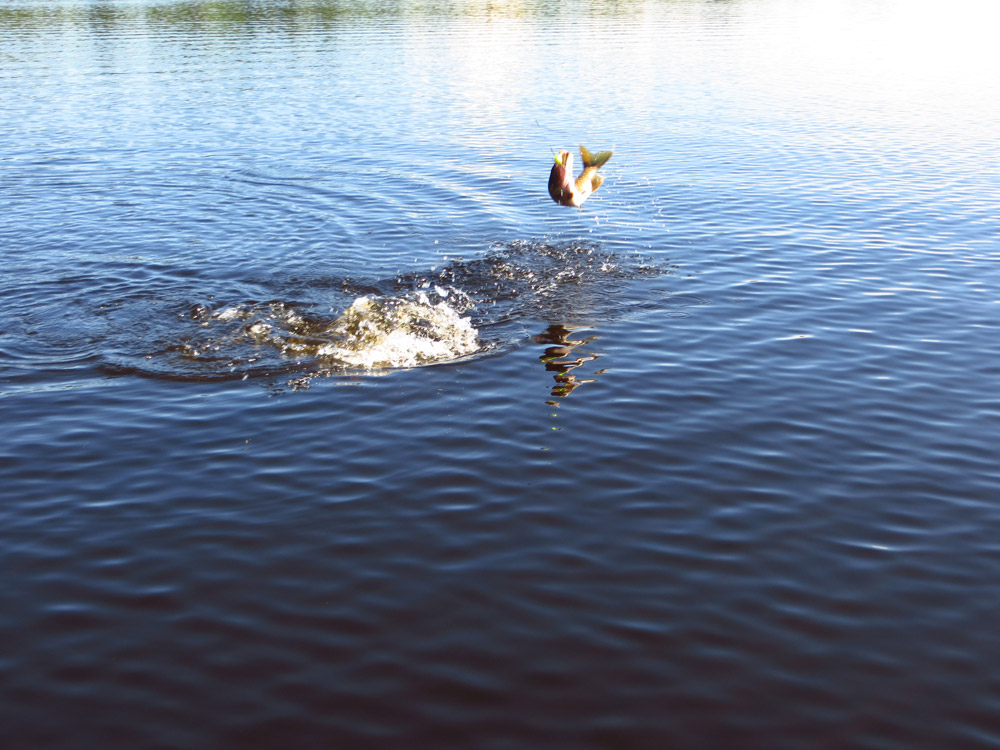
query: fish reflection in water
[{"left": 534, "top": 324, "right": 603, "bottom": 401}]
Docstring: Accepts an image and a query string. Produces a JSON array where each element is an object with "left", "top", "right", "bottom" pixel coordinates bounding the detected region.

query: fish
[{"left": 548, "top": 145, "right": 613, "bottom": 209}]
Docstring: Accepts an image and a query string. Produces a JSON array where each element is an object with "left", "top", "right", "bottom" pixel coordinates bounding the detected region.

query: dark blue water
[{"left": 3, "top": 0, "right": 1000, "bottom": 747}]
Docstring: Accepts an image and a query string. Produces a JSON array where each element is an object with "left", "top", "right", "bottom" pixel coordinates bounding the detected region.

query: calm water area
[{"left": 3, "top": 0, "right": 1000, "bottom": 746}]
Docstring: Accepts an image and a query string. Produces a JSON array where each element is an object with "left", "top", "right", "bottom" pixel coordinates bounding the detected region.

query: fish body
[{"left": 548, "top": 145, "right": 613, "bottom": 209}]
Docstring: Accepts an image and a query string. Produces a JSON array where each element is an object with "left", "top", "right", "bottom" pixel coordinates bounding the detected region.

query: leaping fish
[{"left": 548, "top": 145, "right": 613, "bottom": 209}]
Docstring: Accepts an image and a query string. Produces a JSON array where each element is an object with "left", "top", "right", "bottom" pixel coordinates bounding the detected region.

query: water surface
[{"left": 3, "top": 0, "right": 1000, "bottom": 747}]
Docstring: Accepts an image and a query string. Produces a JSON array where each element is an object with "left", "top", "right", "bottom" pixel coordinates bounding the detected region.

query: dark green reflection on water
[{"left": 1, "top": 0, "right": 659, "bottom": 30}]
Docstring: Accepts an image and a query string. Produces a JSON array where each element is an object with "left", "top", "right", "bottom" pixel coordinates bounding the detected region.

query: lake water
[{"left": 3, "top": 0, "right": 1000, "bottom": 746}]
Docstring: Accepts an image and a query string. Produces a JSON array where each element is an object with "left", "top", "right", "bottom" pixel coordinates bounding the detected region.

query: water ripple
[{"left": 4, "top": 0, "right": 1000, "bottom": 748}]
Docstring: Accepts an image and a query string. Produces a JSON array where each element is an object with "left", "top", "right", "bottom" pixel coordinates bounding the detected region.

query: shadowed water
[{"left": 3, "top": 0, "right": 1000, "bottom": 747}]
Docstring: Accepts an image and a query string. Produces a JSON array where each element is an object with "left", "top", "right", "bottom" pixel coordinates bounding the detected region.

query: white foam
[
  {"left": 319, "top": 294, "right": 478, "bottom": 369},
  {"left": 214, "top": 307, "right": 243, "bottom": 322}
]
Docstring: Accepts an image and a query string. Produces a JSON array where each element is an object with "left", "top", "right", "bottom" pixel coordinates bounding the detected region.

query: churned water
[{"left": 3, "top": 0, "right": 1000, "bottom": 747}]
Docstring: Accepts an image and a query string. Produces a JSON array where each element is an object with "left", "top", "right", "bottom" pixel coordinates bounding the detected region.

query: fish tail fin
[{"left": 579, "top": 145, "right": 613, "bottom": 170}]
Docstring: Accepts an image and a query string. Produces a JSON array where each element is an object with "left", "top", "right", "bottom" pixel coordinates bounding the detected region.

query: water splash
[
  {"left": 175, "top": 287, "right": 477, "bottom": 375},
  {"left": 314, "top": 292, "right": 478, "bottom": 368},
  {"left": 97, "top": 240, "right": 675, "bottom": 386}
]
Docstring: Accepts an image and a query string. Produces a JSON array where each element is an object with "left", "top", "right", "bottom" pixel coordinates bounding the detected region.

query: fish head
[{"left": 555, "top": 149, "right": 574, "bottom": 174}]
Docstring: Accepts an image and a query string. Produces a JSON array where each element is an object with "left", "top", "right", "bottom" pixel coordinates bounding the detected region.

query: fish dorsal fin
[{"left": 579, "top": 146, "right": 613, "bottom": 169}]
